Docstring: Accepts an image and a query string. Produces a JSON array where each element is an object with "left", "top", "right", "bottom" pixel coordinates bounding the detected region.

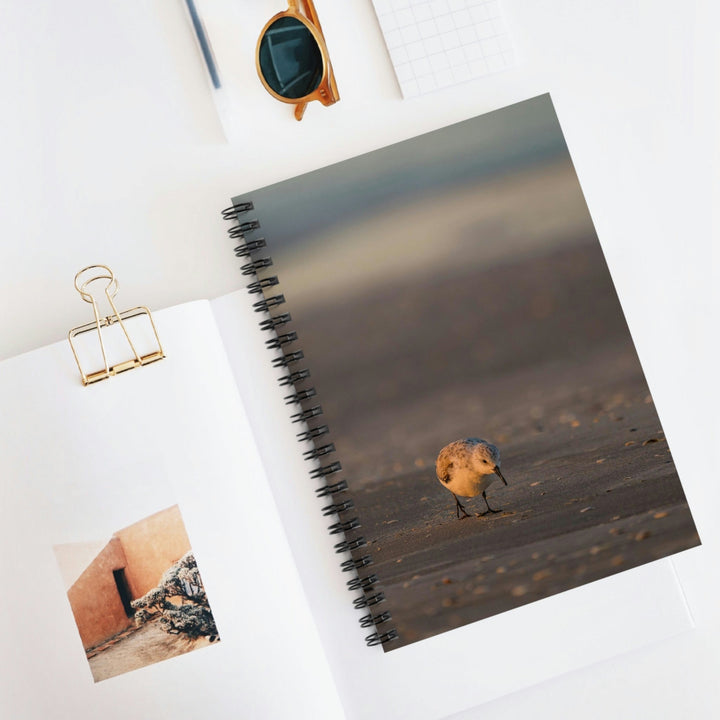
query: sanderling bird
[{"left": 436, "top": 438, "right": 509, "bottom": 520}]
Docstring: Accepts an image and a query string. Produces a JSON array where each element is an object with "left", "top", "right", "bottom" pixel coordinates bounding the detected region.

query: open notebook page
[{"left": 0, "top": 301, "right": 343, "bottom": 719}]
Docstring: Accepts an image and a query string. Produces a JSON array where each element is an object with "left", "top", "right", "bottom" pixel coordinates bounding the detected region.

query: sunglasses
[{"left": 256, "top": 0, "right": 339, "bottom": 121}]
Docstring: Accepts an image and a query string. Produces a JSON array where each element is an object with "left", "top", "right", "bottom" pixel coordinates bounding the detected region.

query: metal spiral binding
[
  {"left": 274, "top": 350, "right": 305, "bottom": 369},
  {"left": 287, "top": 387, "right": 318, "bottom": 404},
  {"left": 347, "top": 574, "right": 378, "bottom": 592},
  {"left": 252, "top": 294, "right": 285, "bottom": 313},
  {"left": 304, "top": 442, "right": 335, "bottom": 460},
  {"left": 315, "top": 478, "right": 347, "bottom": 496},
  {"left": 328, "top": 518, "right": 361, "bottom": 535},
  {"left": 221, "top": 201, "right": 254, "bottom": 219},
  {"left": 341, "top": 555, "right": 372, "bottom": 572},
  {"left": 234, "top": 238, "right": 267, "bottom": 257},
  {"left": 229, "top": 219, "right": 261, "bottom": 239},
  {"left": 292, "top": 405, "right": 323, "bottom": 423},
  {"left": 268, "top": 331, "right": 299, "bottom": 350},
  {"left": 334, "top": 536, "right": 367, "bottom": 553},
  {"left": 353, "top": 591, "right": 385, "bottom": 609},
  {"left": 279, "top": 368, "right": 311, "bottom": 386},
  {"left": 242, "top": 257, "right": 274, "bottom": 275},
  {"left": 222, "top": 198, "right": 397, "bottom": 648},
  {"left": 260, "top": 312, "right": 292, "bottom": 331},
  {"left": 298, "top": 424, "right": 330, "bottom": 442},
  {"left": 309, "top": 460, "right": 342, "bottom": 478},
  {"left": 359, "top": 610, "right": 390, "bottom": 627},
  {"left": 321, "top": 498, "right": 354, "bottom": 515}
]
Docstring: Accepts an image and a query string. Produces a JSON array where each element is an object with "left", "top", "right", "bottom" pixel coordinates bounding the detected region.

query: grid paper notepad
[{"left": 371, "top": 0, "right": 516, "bottom": 98}]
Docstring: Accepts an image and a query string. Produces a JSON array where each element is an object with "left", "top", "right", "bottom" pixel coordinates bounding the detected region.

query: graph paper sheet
[{"left": 371, "top": 0, "right": 516, "bottom": 98}]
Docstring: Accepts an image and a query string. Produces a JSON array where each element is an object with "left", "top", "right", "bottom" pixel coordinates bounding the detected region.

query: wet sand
[
  {"left": 283, "top": 238, "right": 700, "bottom": 649},
  {"left": 356, "top": 404, "right": 693, "bottom": 646}
]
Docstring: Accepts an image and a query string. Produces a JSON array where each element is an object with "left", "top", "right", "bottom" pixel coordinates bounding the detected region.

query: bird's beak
[{"left": 493, "top": 466, "right": 508, "bottom": 486}]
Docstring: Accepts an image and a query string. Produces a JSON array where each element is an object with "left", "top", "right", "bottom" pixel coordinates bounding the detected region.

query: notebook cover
[{"left": 228, "top": 93, "right": 700, "bottom": 651}]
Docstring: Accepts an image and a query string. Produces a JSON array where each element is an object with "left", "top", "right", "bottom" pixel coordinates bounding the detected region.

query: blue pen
[{"left": 184, "top": 0, "right": 221, "bottom": 89}]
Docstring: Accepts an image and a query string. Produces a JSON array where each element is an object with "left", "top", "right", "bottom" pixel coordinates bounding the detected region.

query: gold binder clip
[{"left": 68, "top": 265, "right": 165, "bottom": 385}]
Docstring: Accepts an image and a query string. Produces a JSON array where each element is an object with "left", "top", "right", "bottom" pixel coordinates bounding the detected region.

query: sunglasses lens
[{"left": 259, "top": 17, "right": 323, "bottom": 99}]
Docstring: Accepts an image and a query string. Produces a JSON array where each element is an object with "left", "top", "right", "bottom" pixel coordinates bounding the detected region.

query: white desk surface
[{"left": 1, "top": 0, "right": 718, "bottom": 717}]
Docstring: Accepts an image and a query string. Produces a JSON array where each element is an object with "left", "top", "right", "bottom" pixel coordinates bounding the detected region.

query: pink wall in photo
[{"left": 63, "top": 505, "right": 192, "bottom": 651}]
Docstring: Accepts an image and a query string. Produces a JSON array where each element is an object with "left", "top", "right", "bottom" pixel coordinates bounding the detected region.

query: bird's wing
[{"left": 436, "top": 450, "right": 453, "bottom": 484}]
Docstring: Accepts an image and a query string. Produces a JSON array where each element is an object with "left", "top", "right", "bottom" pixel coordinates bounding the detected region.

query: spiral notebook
[
  {"left": 223, "top": 93, "right": 700, "bottom": 653},
  {"left": 0, "top": 94, "right": 701, "bottom": 719}
]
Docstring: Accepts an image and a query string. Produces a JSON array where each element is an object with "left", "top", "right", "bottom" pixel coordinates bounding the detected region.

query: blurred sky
[
  {"left": 234, "top": 94, "right": 572, "bottom": 254},
  {"left": 231, "top": 94, "right": 598, "bottom": 308}
]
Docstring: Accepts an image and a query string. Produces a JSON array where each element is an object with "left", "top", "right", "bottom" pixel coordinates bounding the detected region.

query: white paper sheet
[{"left": 370, "top": 0, "right": 516, "bottom": 98}]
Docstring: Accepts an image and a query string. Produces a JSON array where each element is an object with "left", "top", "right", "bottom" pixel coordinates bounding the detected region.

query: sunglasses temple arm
[
  {"left": 294, "top": 101, "right": 309, "bottom": 121},
  {"left": 300, "top": 0, "right": 321, "bottom": 29}
]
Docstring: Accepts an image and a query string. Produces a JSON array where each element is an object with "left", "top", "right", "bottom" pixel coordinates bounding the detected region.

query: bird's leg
[
  {"left": 482, "top": 490, "right": 501, "bottom": 514},
  {"left": 453, "top": 494, "right": 472, "bottom": 520}
]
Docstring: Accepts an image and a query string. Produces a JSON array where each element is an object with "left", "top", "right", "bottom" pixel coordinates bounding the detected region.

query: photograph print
[
  {"left": 231, "top": 93, "right": 700, "bottom": 649},
  {"left": 54, "top": 504, "right": 219, "bottom": 682}
]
